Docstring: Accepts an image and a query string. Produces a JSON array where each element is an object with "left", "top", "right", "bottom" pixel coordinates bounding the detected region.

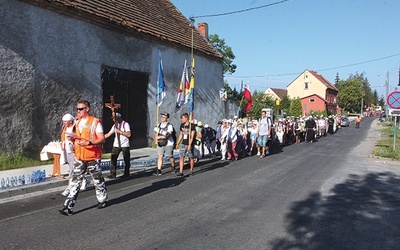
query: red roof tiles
[
  {"left": 22, "top": 0, "right": 222, "bottom": 60},
  {"left": 308, "top": 70, "right": 338, "bottom": 92}
]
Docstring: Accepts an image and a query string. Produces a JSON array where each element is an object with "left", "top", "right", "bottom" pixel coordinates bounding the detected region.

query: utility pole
[{"left": 386, "top": 71, "right": 389, "bottom": 117}]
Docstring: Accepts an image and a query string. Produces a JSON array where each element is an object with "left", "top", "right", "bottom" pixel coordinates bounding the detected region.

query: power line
[
  {"left": 192, "top": 0, "right": 291, "bottom": 19},
  {"left": 224, "top": 53, "right": 400, "bottom": 78}
]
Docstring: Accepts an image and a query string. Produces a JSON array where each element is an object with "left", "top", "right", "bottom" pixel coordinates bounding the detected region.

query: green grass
[
  {"left": 0, "top": 151, "right": 112, "bottom": 171},
  {"left": 0, "top": 154, "right": 53, "bottom": 171},
  {"left": 372, "top": 122, "right": 400, "bottom": 160}
]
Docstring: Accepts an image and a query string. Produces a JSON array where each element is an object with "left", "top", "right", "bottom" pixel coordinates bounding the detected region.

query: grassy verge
[
  {"left": 372, "top": 121, "right": 400, "bottom": 160},
  {"left": 0, "top": 152, "right": 112, "bottom": 171},
  {"left": 0, "top": 154, "right": 53, "bottom": 171}
]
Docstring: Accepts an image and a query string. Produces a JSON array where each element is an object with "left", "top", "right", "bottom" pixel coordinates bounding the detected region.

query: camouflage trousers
[{"left": 62, "top": 158, "right": 108, "bottom": 211}]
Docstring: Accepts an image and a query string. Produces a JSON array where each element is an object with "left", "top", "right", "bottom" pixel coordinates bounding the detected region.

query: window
[
  {"left": 304, "top": 82, "right": 309, "bottom": 89},
  {"left": 309, "top": 98, "right": 315, "bottom": 103}
]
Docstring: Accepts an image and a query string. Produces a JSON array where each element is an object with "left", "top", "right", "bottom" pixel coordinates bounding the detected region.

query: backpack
[
  {"left": 158, "top": 122, "right": 177, "bottom": 147},
  {"left": 121, "top": 121, "right": 133, "bottom": 141}
]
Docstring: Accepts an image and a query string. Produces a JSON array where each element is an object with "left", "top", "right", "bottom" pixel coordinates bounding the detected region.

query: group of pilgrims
[{"left": 190, "top": 109, "right": 345, "bottom": 161}]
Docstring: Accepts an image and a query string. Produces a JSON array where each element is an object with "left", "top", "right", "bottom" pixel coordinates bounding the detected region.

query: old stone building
[{"left": 0, "top": 0, "right": 224, "bottom": 155}]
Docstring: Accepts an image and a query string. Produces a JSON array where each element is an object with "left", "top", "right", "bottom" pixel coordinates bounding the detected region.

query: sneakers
[
  {"left": 171, "top": 166, "right": 176, "bottom": 173},
  {"left": 177, "top": 172, "right": 184, "bottom": 177},
  {"left": 260, "top": 155, "right": 265, "bottom": 159},
  {"left": 97, "top": 202, "right": 107, "bottom": 209},
  {"left": 59, "top": 207, "right": 73, "bottom": 216},
  {"left": 247, "top": 152, "right": 252, "bottom": 156},
  {"left": 266, "top": 150, "right": 270, "bottom": 155},
  {"left": 61, "top": 188, "right": 70, "bottom": 197},
  {"left": 257, "top": 152, "right": 261, "bottom": 156},
  {"left": 153, "top": 169, "right": 162, "bottom": 176}
]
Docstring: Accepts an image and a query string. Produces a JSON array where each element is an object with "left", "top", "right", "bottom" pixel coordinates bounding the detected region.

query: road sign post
[{"left": 387, "top": 91, "right": 400, "bottom": 151}]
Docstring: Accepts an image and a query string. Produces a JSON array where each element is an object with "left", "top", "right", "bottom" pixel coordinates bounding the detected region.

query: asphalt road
[{"left": 1, "top": 117, "right": 400, "bottom": 250}]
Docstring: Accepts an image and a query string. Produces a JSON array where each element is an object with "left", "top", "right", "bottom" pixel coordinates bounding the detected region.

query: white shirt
[
  {"left": 154, "top": 122, "right": 174, "bottom": 147},
  {"left": 259, "top": 116, "right": 272, "bottom": 136},
  {"left": 108, "top": 121, "right": 130, "bottom": 147},
  {"left": 64, "top": 126, "right": 75, "bottom": 153}
]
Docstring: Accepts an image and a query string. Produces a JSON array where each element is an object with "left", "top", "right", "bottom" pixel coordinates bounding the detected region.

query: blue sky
[{"left": 171, "top": 0, "right": 400, "bottom": 99}]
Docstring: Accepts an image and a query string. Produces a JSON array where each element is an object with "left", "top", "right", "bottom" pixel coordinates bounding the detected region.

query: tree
[
  {"left": 337, "top": 72, "right": 374, "bottom": 113},
  {"left": 223, "top": 81, "right": 241, "bottom": 103},
  {"left": 337, "top": 78, "right": 364, "bottom": 113},
  {"left": 335, "top": 73, "right": 340, "bottom": 88},
  {"left": 378, "top": 95, "right": 385, "bottom": 107},
  {"left": 288, "top": 97, "right": 302, "bottom": 117},
  {"left": 247, "top": 90, "right": 274, "bottom": 119},
  {"left": 209, "top": 34, "right": 237, "bottom": 75},
  {"left": 373, "top": 90, "right": 379, "bottom": 106},
  {"left": 280, "top": 95, "right": 291, "bottom": 115}
]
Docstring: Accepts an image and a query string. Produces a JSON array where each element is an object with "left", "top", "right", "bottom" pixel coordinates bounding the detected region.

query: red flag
[{"left": 243, "top": 84, "right": 252, "bottom": 113}]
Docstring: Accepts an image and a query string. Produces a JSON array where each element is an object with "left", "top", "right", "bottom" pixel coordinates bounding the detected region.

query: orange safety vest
[{"left": 75, "top": 116, "right": 102, "bottom": 161}]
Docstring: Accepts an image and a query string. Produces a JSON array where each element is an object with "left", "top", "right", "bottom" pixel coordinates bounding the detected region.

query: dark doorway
[{"left": 102, "top": 65, "right": 149, "bottom": 152}]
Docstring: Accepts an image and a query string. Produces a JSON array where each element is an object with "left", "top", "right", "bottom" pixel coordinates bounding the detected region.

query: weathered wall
[{"left": 0, "top": 0, "right": 224, "bottom": 155}]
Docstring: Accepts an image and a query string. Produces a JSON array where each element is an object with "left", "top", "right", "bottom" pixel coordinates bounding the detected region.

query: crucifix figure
[{"left": 105, "top": 95, "right": 122, "bottom": 148}]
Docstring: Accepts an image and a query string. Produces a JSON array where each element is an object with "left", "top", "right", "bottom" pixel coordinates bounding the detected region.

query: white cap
[
  {"left": 204, "top": 124, "right": 209, "bottom": 128},
  {"left": 115, "top": 113, "right": 122, "bottom": 118},
  {"left": 62, "top": 114, "right": 75, "bottom": 121}
]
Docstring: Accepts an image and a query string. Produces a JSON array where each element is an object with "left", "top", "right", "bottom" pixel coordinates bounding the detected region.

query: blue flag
[{"left": 156, "top": 50, "right": 165, "bottom": 107}]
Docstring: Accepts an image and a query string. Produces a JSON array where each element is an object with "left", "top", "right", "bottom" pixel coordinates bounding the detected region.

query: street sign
[
  {"left": 386, "top": 91, "right": 400, "bottom": 109},
  {"left": 389, "top": 109, "right": 400, "bottom": 116}
]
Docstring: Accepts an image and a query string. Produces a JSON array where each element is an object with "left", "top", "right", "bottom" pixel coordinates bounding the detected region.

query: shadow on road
[
  {"left": 270, "top": 172, "right": 400, "bottom": 250},
  {"left": 108, "top": 177, "right": 186, "bottom": 207}
]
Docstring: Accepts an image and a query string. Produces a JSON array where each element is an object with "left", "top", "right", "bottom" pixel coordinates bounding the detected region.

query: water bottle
[
  {"left": 42, "top": 170, "right": 46, "bottom": 182},
  {"left": 38, "top": 170, "right": 43, "bottom": 183},
  {"left": 18, "top": 175, "right": 22, "bottom": 186},
  {"left": 6, "top": 177, "right": 9, "bottom": 188},
  {"left": 26, "top": 174, "right": 30, "bottom": 185},
  {"left": 10, "top": 176, "right": 15, "bottom": 187},
  {"left": 31, "top": 172, "right": 36, "bottom": 184},
  {"left": 37, "top": 170, "right": 42, "bottom": 183},
  {"left": 1, "top": 178, "right": 5, "bottom": 189},
  {"left": 22, "top": 175, "right": 25, "bottom": 186}
]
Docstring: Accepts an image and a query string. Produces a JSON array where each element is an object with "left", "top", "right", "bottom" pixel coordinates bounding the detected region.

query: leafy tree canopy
[
  {"left": 209, "top": 34, "right": 237, "bottom": 75},
  {"left": 288, "top": 97, "right": 302, "bottom": 117},
  {"left": 337, "top": 72, "right": 378, "bottom": 112}
]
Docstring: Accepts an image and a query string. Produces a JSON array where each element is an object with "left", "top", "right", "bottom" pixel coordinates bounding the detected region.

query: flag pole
[
  {"left": 238, "top": 95, "right": 245, "bottom": 117},
  {"left": 189, "top": 16, "right": 195, "bottom": 142},
  {"left": 156, "top": 76, "right": 159, "bottom": 146},
  {"left": 155, "top": 50, "right": 161, "bottom": 146}
]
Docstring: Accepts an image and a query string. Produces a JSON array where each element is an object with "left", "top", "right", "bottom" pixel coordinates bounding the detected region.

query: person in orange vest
[
  {"left": 60, "top": 114, "right": 90, "bottom": 197},
  {"left": 59, "top": 100, "right": 108, "bottom": 216},
  {"left": 355, "top": 115, "right": 361, "bottom": 129}
]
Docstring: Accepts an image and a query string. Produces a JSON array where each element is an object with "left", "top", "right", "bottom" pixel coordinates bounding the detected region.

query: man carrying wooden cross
[
  {"left": 105, "top": 96, "right": 131, "bottom": 178},
  {"left": 105, "top": 112, "right": 131, "bottom": 178}
]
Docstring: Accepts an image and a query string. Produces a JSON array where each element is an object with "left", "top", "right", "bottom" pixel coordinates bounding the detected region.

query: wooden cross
[{"left": 105, "top": 95, "right": 122, "bottom": 148}]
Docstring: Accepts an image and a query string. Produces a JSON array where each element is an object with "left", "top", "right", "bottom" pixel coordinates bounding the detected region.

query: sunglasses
[{"left": 76, "top": 107, "right": 86, "bottom": 111}]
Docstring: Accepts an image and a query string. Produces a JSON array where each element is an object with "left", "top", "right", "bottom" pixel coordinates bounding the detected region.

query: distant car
[
  {"left": 341, "top": 116, "right": 350, "bottom": 127},
  {"left": 379, "top": 113, "right": 386, "bottom": 122}
]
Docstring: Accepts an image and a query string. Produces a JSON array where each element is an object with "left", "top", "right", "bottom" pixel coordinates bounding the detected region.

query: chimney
[{"left": 197, "top": 22, "right": 209, "bottom": 40}]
